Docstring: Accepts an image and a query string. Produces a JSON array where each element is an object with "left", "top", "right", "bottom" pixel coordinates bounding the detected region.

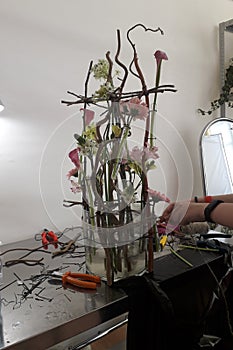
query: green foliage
[
  {"left": 91, "top": 59, "right": 110, "bottom": 80},
  {"left": 198, "top": 59, "right": 233, "bottom": 115}
]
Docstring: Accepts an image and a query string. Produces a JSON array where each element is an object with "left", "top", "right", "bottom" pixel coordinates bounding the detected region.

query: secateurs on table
[
  {"left": 35, "top": 229, "right": 59, "bottom": 249},
  {"left": 50, "top": 271, "right": 101, "bottom": 289}
]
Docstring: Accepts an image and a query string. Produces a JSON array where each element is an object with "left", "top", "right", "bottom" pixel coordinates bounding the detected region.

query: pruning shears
[
  {"left": 35, "top": 229, "right": 59, "bottom": 249},
  {"left": 50, "top": 271, "right": 101, "bottom": 290}
]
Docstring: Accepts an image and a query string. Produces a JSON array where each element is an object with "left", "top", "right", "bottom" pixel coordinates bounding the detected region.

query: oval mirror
[{"left": 200, "top": 117, "right": 233, "bottom": 195}]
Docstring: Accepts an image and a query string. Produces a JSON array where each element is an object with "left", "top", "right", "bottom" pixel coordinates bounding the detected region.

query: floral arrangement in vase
[{"left": 62, "top": 24, "right": 176, "bottom": 286}]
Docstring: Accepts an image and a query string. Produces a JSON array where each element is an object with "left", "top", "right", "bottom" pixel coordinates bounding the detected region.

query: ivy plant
[{"left": 198, "top": 58, "right": 233, "bottom": 115}]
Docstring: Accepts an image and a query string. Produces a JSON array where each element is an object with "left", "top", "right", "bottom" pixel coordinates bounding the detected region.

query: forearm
[
  {"left": 161, "top": 199, "right": 233, "bottom": 228},
  {"left": 189, "top": 202, "right": 233, "bottom": 228},
  {"left": 209, "top": 203, "right": 233, "bottom": 228},
  {"left": 194, "top": 194, "right": 233, "bottom": 203}
]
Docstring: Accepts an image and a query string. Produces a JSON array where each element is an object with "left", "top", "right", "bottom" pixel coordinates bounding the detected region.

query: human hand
[{"left": 159, "top": 201, "right": 207, "bottom": 229}]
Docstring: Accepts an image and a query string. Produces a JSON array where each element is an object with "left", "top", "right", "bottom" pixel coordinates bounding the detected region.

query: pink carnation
[
  {"left": 143, "top": 146, "right": 159, "bottom": 161},
  {"left": 70, "top": 180, "right": 81, "bottom": 194},
  {"left": 147, "top": 188, "right": 170, "bottom": 203},
  {"left": 129, "top": 146, "right": 143, "bottom": 163},
  {"left": 120, "top": 97, "right": 148, "bottom": 120},
  {"left": 129, "top": 146, "right": 159, "bottom": 164}
]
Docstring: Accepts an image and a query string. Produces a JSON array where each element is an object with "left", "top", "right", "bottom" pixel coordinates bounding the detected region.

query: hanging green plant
[{"left": 198, "top": 58, "right": 233, "bottom": 115}]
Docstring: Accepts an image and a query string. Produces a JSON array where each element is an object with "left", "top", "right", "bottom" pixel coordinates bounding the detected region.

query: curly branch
[
  {"left": 127, "top": 23, "right": 163, "bottom": 89},
  {"left": 127, "top": 25, "right": 147, "bottom": 95},
  {"left": 115, "top": 29, "right": 128, "bottom": 95}
]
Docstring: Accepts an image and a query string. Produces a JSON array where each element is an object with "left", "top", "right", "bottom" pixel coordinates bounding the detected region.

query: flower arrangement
[{"left": 62, "top": 24, "right": 176, "bottom": 285}]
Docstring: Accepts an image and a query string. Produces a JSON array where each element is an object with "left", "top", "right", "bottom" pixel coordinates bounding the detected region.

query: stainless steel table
[{"left": 0, "top": 237, "right": 128, "bottom": 350}]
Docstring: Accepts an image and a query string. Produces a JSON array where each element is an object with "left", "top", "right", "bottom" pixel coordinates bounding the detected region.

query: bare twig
[
  {"left": 115, "top": 29, "right": 128, "bottom": 95},
  {"left": 125, "top": 24, "right": 164, "bottom": 273},
  {"left": 61, "top": 85, "right": 176, "bottom": 106},
  {"left": 84, "top": 61, "right": 93, "bottom": 103},
  {"left": 63, "top": 200, "right": 83, "bottom": 207},
  {"left": 106, "top": 51, "right": 113, "bottom": 86}
]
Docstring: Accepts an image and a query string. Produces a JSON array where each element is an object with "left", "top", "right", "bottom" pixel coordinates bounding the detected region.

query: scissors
[{"left": 50, "top": 271, "right": 101, "bottom": 290}]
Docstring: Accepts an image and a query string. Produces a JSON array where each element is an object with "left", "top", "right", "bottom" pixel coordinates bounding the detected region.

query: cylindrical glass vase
[{"left": 83, "top": 209, "right": 149, "bottom": 286}]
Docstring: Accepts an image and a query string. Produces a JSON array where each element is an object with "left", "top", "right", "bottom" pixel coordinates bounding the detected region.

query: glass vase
[{"left": 83, "top": 209, "right": 149, "bottom": 286}]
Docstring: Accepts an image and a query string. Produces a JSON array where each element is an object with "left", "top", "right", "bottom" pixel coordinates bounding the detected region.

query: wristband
[
  {"left": 204, "top": 196, "right": 212, "bottom": 203},
  {"left": 194, "top": 196, "right": 198, "bottom": 203},
  {"left": 204, "top": 199, "right": 224, "bottom": 223}
]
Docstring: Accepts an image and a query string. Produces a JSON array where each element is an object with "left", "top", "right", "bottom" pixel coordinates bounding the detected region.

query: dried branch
[
  {"left": 61, "top": 84, "right": 176, "bottom": 106},
  {"left": 105, "top": 51, "right": 113, "bottom": 86},
  {"left": 127, "top": 24, "right": 148, "bottom": 101},
  {"left": 96, "top": 110, "right": 111, "bottom": 142},
  {"left": 127, "top": 23, "right": 163, "bottom": 84},
  {"left": 61, "top": 91, "right": 93, "bottom": 106},
  {"left": 81, "top": 62, "right": 93, "bottom": 211},
  {"left": 84, "top": 61, "right": 93, "bottom": 104},
  {"left": 115, "top": 29, "right": 128, "bottom": 95},
  {"left": 126, "top": 24, "right": 164, "bottom": 273},
  {"left": 63, "top": 200, "right": 83, "bottom": 207}
]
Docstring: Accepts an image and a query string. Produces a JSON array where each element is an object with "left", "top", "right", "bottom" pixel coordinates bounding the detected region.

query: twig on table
[{"left": 170, "top": 248, "right": 193, "bottom": 267}]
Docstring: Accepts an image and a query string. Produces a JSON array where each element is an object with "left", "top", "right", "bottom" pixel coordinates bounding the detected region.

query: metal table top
[{"left": 0, "top": 236, "right": 128, "bottom": 349}]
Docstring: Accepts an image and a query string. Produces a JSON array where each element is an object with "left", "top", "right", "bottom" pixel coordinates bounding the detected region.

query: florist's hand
[
  {"left": 159, "top": 202, "right": 175, "bottom": 223},
  {"left": 160, "top": 201, "right": 207, "bottom": 227}
]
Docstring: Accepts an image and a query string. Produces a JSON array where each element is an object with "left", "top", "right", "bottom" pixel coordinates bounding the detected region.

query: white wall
[{"left": 0, "top": 0, "right": 233, "bottom": 243}]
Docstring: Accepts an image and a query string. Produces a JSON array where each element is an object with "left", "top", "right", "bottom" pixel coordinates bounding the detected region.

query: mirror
[{"left": 200, "top": 117, "right": 233, "bottom": 195}]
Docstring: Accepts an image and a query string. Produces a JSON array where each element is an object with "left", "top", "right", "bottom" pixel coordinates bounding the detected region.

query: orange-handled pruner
[
  {"left": 52, "top": 271, "right": 101, "bottom": 290},
  {"left": 41, "top": 229, "right": 58, "bottom": 249}
]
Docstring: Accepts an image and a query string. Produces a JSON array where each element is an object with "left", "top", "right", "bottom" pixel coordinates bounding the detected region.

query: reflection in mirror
[{"left": 200, "top": 117, "right": 233, "bottom": 195}]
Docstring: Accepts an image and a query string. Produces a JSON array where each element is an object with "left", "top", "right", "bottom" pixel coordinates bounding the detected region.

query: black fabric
[
  {"left": 115, "top": 274, "right": 176, "bottom": 350},
  {"left": 204, "top": 268, "right": 233, "bottom": 339},
  {"left": 115, "top": 249, "right": 230, "bottom": 350}
]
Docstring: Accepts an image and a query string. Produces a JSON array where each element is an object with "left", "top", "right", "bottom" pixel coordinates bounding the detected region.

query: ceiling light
[{"left": 0, "top": 99, "right": 4, "bottom": 112}]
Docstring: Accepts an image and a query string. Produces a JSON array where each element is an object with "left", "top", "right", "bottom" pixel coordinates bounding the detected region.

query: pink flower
[
  {"left": 157, "top": 223, "right": 179, "bottom": 236},
  {"left": 69, "top": 148, "right": 81, "bottom": 169},
  {"left": 70, "top": 180, "right": 81, "bottom": 194},
  {"left": 157, "top": 223, "right": 179, "bottom": 235},
  {"left": 129, "top": 146, "right": 159, "bottom": 164},
  {"left": 120, "top": 97, "right": 148, "bottom": 120},
  {"left": 143, "top": 146, "right": 159, "bottom": 161},
  {"left": 80, "top": 108, "right": 95, "bottom": 125},
  {"left": 67, "top": 168, "right": 79, "bottom": 179},
  {"left": 154, "top": 50, "right": 168, "bottom": 67},
  {"left": 129, "top": 146, "right": 143, "bottom": 163},
  {"left": 130, "top": 97, "right": 147, "bottom": 107},
  {"left": 157, "top": 224, "right": 166, "bottom": 236},
  {"left": 147, "top": 188, "right": 170, "bottom": 203}
]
